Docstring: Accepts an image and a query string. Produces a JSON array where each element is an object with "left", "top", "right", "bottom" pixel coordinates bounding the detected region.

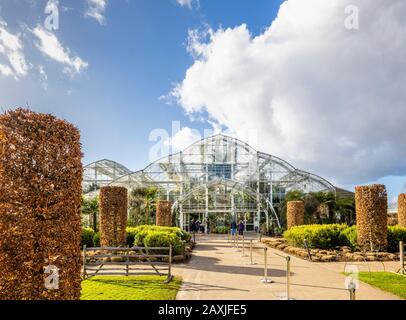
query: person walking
[
  {"left": 230, "top": 220, "right": 237, "bottom": 238},
  {"left": 238, "top": 220, "right": 244, "bottom": 236}
]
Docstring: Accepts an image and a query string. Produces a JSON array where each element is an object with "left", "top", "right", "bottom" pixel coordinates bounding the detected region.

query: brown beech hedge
[
  {"left": 398, "top": 194, "right": 406, "bottom": 227},
  {"left": 355, "top": 184, "right": 388, "bottom": 251},
  {"left": 287, "top": 201, "right": 305, "bottom": 230},
  {"left": 156, "top": 200, "right": 172, "bottom": 227},
  {"left": 99, "top": 186, "right": 128, "bottom": 247},
  {"left": 0, "top": 108, "right": 83, "bottom": 300}
]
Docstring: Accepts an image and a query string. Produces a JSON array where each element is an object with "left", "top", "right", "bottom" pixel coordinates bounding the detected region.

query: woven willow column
[
  {"left": 0, "top": 109, "right": 82, "bottom": 300},
  {"left": 287, "top": 201, "right": 305, "bottom": 229},
  {"left": 355, "top": 184, "right": 388, "bottom": 251},
  {"left": 156, "top": 200, "right": 172, "bottom": 227},
  {"left": 398, "top": 194, "right": 406, "bottom": 227},
  {"left": 100, "top": 186, "right": 128, "bottom": 247}
]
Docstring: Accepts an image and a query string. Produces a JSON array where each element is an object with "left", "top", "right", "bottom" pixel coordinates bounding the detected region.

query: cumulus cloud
[
  {"left": 85, "top": 0, "right": 107, "bottom": 24},
  {"left": 31, "top": 25, "right": 88, "bottom": 76},
  {"left": 0, "top": 20, "right": 29, "bottom": 79},
  {"left": 170, "top": 0, "right": 406, "bottom": 185}
]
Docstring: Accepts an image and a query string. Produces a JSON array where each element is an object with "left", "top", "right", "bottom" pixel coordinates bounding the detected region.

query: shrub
[
  {"left": 131, "top": 225, "right": 190, "bottom": 246},
  {"left": 339, "top": 225, "right": 358, "bottom": 250},
  {"left": 283, "top": 224, "right": 347, "bottom": 249},
  {"left": 126, "top": 227, "right": 138, "bottom": 247},
  {"left": 387, "top": 226, "right": 406, "bottom": 253},
  {"left": 143, "top": 231, "right": 184, "bottom": 255},
  {"left": 82, "top": 227, "right": 95, "bottom": 247},
  {"left": 93, "top": 232, "right": 100, "bottom": 247},
  {"left": 213, "top": 226, "right": 230, "bottom": 234}
]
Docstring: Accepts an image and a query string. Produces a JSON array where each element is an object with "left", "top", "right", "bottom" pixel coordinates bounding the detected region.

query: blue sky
[
  {"left": 0, "top": 0, "right": 405, "bottom": 202},
  {"left": 0, "top": 0, "right": 283, "bottom": 167}
]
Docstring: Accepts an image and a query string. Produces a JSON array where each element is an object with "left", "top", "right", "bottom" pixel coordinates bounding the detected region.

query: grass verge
[
  {"left": 357, "top": 272, "right": 406, "bottom": 299},
  {"left": 81, "top": 275, "right": 182, "bottom": 300}
]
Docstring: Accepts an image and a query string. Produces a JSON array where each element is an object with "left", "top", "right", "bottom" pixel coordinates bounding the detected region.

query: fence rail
[{"left": 82, "top": 245, "right": 173, "bottom": 283}]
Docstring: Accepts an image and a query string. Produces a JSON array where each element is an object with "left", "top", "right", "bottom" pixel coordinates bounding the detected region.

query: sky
[{"left": 0, "top": 0, "right": 405, "bottom": 204}]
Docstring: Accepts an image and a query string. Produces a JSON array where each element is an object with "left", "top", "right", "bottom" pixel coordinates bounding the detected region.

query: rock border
[{"left": 262, "top": 238, "right": 399, "bottom": 262}]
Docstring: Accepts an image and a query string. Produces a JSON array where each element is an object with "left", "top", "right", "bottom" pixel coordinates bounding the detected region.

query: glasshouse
[{"left": 83, "top": 134, "right": 337, "bottom": 232}]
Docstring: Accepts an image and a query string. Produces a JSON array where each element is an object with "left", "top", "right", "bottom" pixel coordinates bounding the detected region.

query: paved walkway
[{"left": 173, "top": 235, "right": 401, "bottom": 300}]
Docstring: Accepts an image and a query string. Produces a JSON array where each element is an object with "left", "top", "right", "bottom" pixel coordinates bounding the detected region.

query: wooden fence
[{"left": 82, "top": 245, "right": 173, "bottom": 283}]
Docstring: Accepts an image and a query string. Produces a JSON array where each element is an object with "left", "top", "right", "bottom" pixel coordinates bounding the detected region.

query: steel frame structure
[{"left": 83, "top": 134, "right": 335, "bottom": 232}]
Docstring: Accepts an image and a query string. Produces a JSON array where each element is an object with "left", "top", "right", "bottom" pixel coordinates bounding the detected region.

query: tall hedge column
[
  {"left": 99, "top": 186, "right": 128, "bottom": 247},
  {"left": 156, "top": 200, "right": 172, "bottom": 227},
  {"left": 0, "top": 109, "right": 83, "bottom": 300},
  {"left": 355, "top": 184, "right": 388, "bottom": 251},
  {"left": 398, "top": 194, "right": 406, "bottom": 227},
  {"left": 287, "top": 201, "right": 305, "bottom": 229}
]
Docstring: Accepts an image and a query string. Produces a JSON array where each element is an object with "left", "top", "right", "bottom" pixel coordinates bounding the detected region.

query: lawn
[
  {"left": 358, "top": 272, "right": 406, "bottom": 299},
  {"left": 81, "top": 276, "right": 182, "bottom": 300}
]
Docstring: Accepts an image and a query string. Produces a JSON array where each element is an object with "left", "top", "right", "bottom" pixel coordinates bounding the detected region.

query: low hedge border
[
  {"left": 81, "top": 226, "right": 192, "bottom": 256},
  {"left": 283, "top": 224, "right": 406, "bottom": 253}
]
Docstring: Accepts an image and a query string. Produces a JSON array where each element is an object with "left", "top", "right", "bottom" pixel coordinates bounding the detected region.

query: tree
[
  {"left": 128, "top": 187, "right": 158, "bottom": 226},
  {"left": 336, "top": 197, "right": 356, "bottom": 225},
  {"left": 81, "top": 196, "right": 99, "bottom": 231}
]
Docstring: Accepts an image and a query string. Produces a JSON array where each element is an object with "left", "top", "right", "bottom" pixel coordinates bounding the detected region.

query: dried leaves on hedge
[
  {"left": 99, "top": 186, "right": 128, "bottom": 247},
  {"left": 355, "top": 184, "right": 388, "bottom": 251},
  {"left": 398, "top": 194, "right": 406, "bottom": 227},
  {"left": 287, "top": 201, "right": 305, "bottom": 229},
  {"left": 0, "top": 108, "right": 83, "bottom": 300},
  {"left": 156, "top": 200, "right": 172, "bottom": 227}
]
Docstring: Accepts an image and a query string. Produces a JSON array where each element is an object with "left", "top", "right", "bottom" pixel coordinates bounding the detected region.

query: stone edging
[{"left": 262, "top": 238, "right": 399, "bottom": 262}]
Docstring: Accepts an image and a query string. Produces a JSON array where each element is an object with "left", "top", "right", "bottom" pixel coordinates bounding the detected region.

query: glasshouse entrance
[{"left": 83, "top": 134, "right": 336, "bottom": 233}]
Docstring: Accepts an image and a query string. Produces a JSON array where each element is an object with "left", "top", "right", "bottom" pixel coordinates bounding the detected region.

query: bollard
[
  {"left": 261, "top": 247, "right": 273, "bottom": 283},
  {"left": 286, "top": 256, "right": 291, "bottom": 300},
  {"left": 348, "top": 282, "right": 356, "bottom": 300},
  {"left": 193, "top": 232, "right": 196, "bottom": 244},
  {"left": 247, "top": 239, "right": 256, "bottom": 265},
  {"left": 241, "top": 235, "right": 248, "bottom": 257},
  {"left": 236, "top": 234, "right": 241, "bottom": 251},
  {"left": 399, "top": 241, "right": 405, "bottom": 275}
]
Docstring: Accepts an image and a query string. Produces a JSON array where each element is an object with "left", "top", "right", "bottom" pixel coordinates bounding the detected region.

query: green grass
[
  {"left": 81, "top": 276, "right": 182, "bottom": 300},
  {"left": 357, "top": 272, "right": 406, "bottom": 299}
]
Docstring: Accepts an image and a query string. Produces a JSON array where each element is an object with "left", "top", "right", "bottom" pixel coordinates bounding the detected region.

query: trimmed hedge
[
  {"left": 283, "top": 224, "right": 347, "bottom": 250},
  {"left": 143, "top": 231, "right": 184, "bottom": 255},
  {"left": 388, "top": 226, "right": 406, "bottom": 253},
  {"left": 284, "top": 224, "right": 406, "bottom": 253},
  {"left": 82, "top": 226, "right": 192, "bottom": 254},
  {"left": 0, "top": 109, "right": 83, "bottom": 300},
  {"left": 130, "top": 225, "right": 190, "bottom": 255},
  {"left": 338, "top": 225, "right": 358, "bottom": 250},
  {"left": 355, "top": 184, "right": 388, "bottom": 251}
]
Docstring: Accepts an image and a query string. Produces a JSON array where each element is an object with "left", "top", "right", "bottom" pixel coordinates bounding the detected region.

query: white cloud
[
  {"left": 85, "top": 0, "right": 107, "bottom": 25},
  {"left": 31, "top": 25, "right": 88, "bottom": 76},
  {"left": 176, "top": 0, "right": 199, "bottom": 9},
  {"left": 0, "top": 20, "right": 29, "bottom": 79},
  {"left": 171, "top": 0, "right": 406, "bottom": 185}
]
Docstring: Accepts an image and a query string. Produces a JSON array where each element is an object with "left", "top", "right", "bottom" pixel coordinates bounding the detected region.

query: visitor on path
[
  {"left": 196, "top": 220, "right": 201, "bottom": 233},
  {"left": 238, "top": 221, "right": 244, "bottom": 236},
  {"left": 230, "top": 220, "right": 237, "bottom": 237},
  {"left": 190, "top": 219, "right": 196, "bottom": 233}
]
